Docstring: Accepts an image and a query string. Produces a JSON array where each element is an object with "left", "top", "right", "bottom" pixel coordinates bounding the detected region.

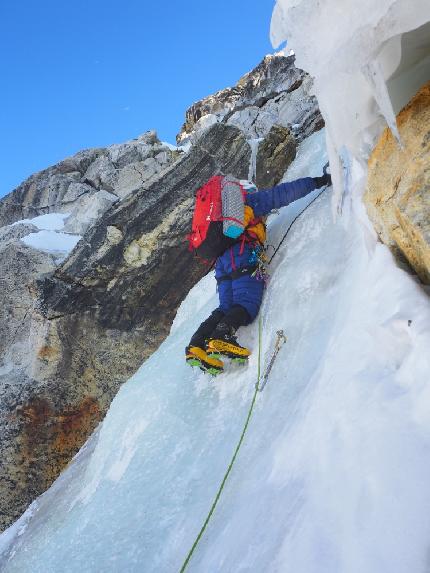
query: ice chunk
[
  {"left": 363, "top": 59, "right": 402, "bottom": 145},
  {"left": 270, "top": 0, "right": 430, "bottom": 212}
]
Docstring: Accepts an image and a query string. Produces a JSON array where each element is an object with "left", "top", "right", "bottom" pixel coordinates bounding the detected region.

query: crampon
[{"left": 185, "top": 345, "right": 224, "bottom": 376}]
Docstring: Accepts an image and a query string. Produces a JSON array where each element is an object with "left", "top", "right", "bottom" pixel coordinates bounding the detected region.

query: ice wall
[
  {"left": 2, "top": 130, "right": 430, "bottom": 572},
  {"left": 270, "top": 0, "right": 430, "bottom": 213}
]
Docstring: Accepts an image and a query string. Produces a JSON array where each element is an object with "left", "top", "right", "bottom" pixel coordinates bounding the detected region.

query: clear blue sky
[{"left": 0, "top": 0, "right": 277, "bottom": 198}]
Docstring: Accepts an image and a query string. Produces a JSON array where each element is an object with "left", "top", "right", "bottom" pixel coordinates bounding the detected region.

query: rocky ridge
[
  {"left": 0, "top": 131, "right": 180, "bottom": 234},
  {"left": 177, "top": 53, "right": 323, "bottom": 146}
]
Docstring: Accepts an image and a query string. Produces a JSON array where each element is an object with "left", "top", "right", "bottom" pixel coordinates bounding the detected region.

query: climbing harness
[
  {"left": 257, "top": 330, "right": 287, "bottom": 392},
  {"left": 249, "top": 244, "right": 269, "bottom": 284},
  {"left": 179, "top": 173, "right": 330, "bottom": 572}
]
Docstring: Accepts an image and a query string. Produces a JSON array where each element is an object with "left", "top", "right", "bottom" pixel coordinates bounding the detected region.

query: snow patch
[
  {"left": 11, "top": 211, "right": 82, "bottom": 258},
  {"left": 12, "top": 212, "right": 70, "bottom": 231},
  {"left": 161, "top": 141, "right": 190, "bottom": 153},
  {"left": 20, "top": 230, "right": 81, "bottom": 257}
]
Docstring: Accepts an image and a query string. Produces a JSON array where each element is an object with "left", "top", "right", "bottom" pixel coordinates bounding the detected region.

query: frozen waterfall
[{"left": 1, "top": 129, "right": 430, "bottom": 573}]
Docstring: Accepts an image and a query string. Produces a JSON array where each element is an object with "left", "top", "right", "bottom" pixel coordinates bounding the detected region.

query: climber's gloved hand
[
  {"left": 313, "top": 172, "right": 332, "bottom": 189},
  {"left": 313, "top": 162, "right": 332, "bottom": 188}
]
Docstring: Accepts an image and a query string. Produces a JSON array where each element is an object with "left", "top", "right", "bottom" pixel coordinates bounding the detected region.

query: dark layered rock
[
  {"left": 255, "top": 125, "right": 297, "bottom": 188},
  {"left": 177, "top": 54, "right": 323, "bottom": 145},
  {"left": 0, "top": 123, "right": 251, "bottom": 532}
]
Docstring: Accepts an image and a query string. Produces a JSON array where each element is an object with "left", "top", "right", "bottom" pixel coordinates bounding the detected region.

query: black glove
[{"left": 313, "top": 172, "right": 332, "bottom": 188}]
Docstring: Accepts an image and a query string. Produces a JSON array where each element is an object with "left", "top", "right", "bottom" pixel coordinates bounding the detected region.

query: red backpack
[{"left": 188, "top": 175, "right": 246, "bottom": 261}]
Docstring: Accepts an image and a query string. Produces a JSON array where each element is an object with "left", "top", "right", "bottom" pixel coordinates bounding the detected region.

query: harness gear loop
[{"left": 250, "top": 244, "right": 269, "bottom": 283}]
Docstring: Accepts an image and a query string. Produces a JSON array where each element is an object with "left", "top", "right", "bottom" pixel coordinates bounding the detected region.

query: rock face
[
  {"left": 0, "top": 123, "right": 251, "bottom": 531},
  {"left": 255, "top": 125, "right": 297, "bottom": 188},
  {"left": 0, "top": 131, "right": 179, "bottom": 233},
  {"left": 364, "top": 81, "right": 430, "bottom": 284},
  {"left": 62, "top": 190, "right": 118, "bottom": 235},
  {"left": 0, "top": 237, "right": 56, "bottom": 370},
  {"left": 177, "top": 54, "right": 323, "bottom": 146},
  {"left": 0, "top": 228, "right": 59, "bottom": 531}
]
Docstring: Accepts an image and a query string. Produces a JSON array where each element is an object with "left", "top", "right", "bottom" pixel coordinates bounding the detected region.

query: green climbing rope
[{"left": 179, "top": 314, "right": 263, "bottom": 573}]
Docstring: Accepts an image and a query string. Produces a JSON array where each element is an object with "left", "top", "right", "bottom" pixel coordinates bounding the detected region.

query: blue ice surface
[{"left": 3, "top": 129, "right": 430, "bottom": 573}]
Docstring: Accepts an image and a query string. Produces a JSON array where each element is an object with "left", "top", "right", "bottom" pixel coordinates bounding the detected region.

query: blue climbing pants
[{"left": 215, "top": 242, "right": 265, "bottom": 322}]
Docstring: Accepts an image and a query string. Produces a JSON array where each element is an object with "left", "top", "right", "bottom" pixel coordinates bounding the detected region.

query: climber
[{"left": 186, "top": 168, "right": 332, "bottom": 375}]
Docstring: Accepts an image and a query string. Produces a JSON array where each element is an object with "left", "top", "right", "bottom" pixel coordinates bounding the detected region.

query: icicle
[
  {"left": 363, "top": 59, "right": 403, "bottom": 146},
  {"left": 339, "top": 146, "right": 352, "bottom": 211},
  {"left": 326, "top": 130, "right": 344, "bottom": 220},
  {"left": 247, "top": 138, "right": 262, "bottom": 183}
]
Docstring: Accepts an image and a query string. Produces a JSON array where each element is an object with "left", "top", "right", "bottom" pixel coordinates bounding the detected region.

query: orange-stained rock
[
  {"left": 20, "top": 397, "right": 100, "bottom": 485},
  {"left": 1, "top": 395, "right": 102, "bottom": 532},
  {"left": 364, "top": 81, "right": 430, "bottom": 284},
  {"left": 37, "top": 345, "right": 59, "bottom": 361}
]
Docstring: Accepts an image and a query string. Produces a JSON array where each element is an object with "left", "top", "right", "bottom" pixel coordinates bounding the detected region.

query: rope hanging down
[
  {"left": 179, "top": 178, "right": 329, "bottom": 572},
  {"left": 179, "top": 315, "right": 263, "bottom": 573}
]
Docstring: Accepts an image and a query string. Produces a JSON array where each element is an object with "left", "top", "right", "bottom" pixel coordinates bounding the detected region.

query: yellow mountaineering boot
[
  {"left": 185, "top": 345, "right": 224, "bottom": 376},
  {"left": 206, "top": 322, "right": 251, "bottom": 362}
]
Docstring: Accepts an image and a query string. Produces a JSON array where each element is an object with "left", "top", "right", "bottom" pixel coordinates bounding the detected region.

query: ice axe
[{"left": 258, "top": 330, "right": 287, "bottom": 391}]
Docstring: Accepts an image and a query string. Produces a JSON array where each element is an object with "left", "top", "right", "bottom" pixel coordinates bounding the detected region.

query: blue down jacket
[{"left": 215, "top": 177, "right": 317, "bottom": 321}]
